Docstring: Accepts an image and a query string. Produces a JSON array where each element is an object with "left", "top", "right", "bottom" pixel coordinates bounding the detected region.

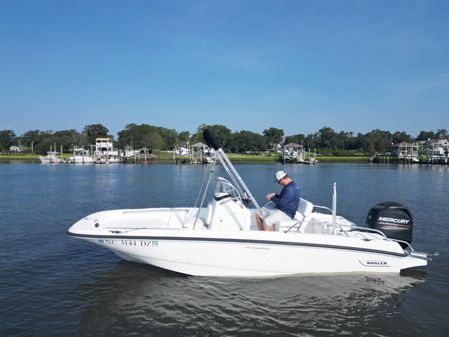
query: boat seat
[
  {"left": 297, "top": 198, "right": 314, "bottom": 220},
  {"left": 277, "top": 198, "right": 314, "bottom": 232}
]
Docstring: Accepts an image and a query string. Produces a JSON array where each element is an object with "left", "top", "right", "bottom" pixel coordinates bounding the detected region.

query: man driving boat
[{"left": 256, "top": 170, "right": 300, "bottom": 231}]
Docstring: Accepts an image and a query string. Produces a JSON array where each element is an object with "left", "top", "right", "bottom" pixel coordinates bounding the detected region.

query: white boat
[
  {"left": 68, "top": 130, "right": 429, "bottom": 277},
  {"left": 67, "top": 147, "right": 94, "bottom": 164},
  {"left": 39, "top": 151, "right": 64, "bottom": 164},
  {"left": 94, "top": 137, "right": 121, "bottom": 164}
]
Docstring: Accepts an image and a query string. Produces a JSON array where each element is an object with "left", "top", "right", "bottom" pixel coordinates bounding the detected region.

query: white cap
[{"left": 275, "top": 170, "right": 287, "bottom": 182}]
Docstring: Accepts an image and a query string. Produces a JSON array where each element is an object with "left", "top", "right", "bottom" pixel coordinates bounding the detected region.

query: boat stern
[{"left": 401, "top": 250, "right": 429, "bottom": 270}]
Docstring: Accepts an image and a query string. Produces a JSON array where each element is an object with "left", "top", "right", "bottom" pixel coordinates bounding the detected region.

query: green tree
[
  {"left": 191, "top": 124, "right": 232, "bottom": 150},
  {"left": 362, "top": 129, "right": 392, "bottom": 153},
  {"left": 17, "top": 130, "right": 57, "bottom": 154},
  {"left": 0, "top": 130, "right": 16, "bottom": 151},
  {"left": 263, "top": 127, "right": 284, "bottom": 150},
  {"left": 317, "top": 127, "right": 337, "bottom": 149},
  {"left": 18, "top": 130, "right": 47, "bottom": 152},
  {"left": 345, "top": 132, "right": 364, "bottom": 151},
  {"left": 392, "top": 131, "right": 413, "bottom": 144},
  {"left": 304, "top": 132, "right": 318, "bottom": 150},
  {"left": 178, "top": 131, "right": 190, "bottom": 145},
  {"left": 230, "top": 130, "right": 266, "bottom": 153},
  {"left": 334, "top": 131, "right": 354, "bottom": 150},
  {"left": 284, "top": 134, "right": 305, "bottom": 146},
  {"left": 157, "top": 127, "right": 177, "bottom": 150},
  {"left": 436, "top": 129, "right": 448, "bottom": 139},
  {"left": 52, "top": 129, "right": 83, "bottom": 152},
  {"left": 32, "top": 132, "right": 60, "bottom": 154},
  {"left": 83, "top": 124, "right": 110, "bottom": 144},
  {"left": 117, "top": 124, "right": 164, "bottom": 150},
  {"left": 416, "top": 130, "right": 436, "bottom": 141}
]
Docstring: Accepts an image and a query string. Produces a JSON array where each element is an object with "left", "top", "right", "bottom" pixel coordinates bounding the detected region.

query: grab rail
[
  {"left": 313, "top": 205, "right": 333, "bottom": 213},
  {"left": 344, "top": 227, "right": 425, "bottom": 255},
  {"left": 347, "top": 226, "right": 387, "bottom": 238}
]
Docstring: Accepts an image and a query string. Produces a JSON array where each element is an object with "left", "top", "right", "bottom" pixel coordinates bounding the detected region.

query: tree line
[{"left": 0, "top": 123, "right": 448, "bottom": 155}]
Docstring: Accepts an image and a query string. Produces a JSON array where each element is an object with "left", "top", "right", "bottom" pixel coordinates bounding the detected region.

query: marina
[
  {"left": 4, "top": 134, "right": 449, "bottom": 166},
  {"left": 370, "top": 140, "right": 449, "bottom": 165},
  {"left": 281, "top": 143, "right": 318, "bottom": 164},
  {"left": 173, "top": 142, "right": 216, "bottom": 164}
]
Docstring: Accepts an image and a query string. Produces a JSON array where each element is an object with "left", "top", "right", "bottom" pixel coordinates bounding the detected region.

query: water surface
[{"left": 1, "top": 163, "right": 448, "bottom": 336}]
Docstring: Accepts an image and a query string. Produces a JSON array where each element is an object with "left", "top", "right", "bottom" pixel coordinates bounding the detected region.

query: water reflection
[{"left": 77, "top": 262, "right": 425, "bottom": 336}]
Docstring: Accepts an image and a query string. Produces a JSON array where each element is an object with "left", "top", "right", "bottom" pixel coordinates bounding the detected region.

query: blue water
[{"left": 1, "top": 162, "right": 448, "bottom": 336}]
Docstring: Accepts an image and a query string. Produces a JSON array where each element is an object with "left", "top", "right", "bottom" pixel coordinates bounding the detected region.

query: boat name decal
[
  {"left": 244, "top": 245, "right": 269, "bottom": 250},
  {"left": 359, "top": 260, "right": 389, "bottom": 267},
  {"left": 377, "top": 217, "right": 409, "bottom": 225},
  {"left": 97, "top": 239, "right": 158, "bottom": 247}
]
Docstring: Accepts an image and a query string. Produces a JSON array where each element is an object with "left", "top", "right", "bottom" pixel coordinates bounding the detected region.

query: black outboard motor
[{"left": 366, "top": 202, "right": 413, "bottom": 248}]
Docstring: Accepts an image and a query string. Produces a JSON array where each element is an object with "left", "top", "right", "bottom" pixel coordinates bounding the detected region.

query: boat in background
[
  {"left": 68, "top": 130, "right": 430, "bottom": 277},
  {"left": 94, "top": 138, "right": 121, "bottom": 164},
  {"left": 39, "top": 151, "right": 64, "bottom": 164},
  {"left": 67, "top": 147, "right": 94, "bottom": 164}
]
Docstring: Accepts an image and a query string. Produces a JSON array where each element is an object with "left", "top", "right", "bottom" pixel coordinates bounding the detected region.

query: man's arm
[{"left": 271, "top": 187, "right": 295, "bottom": 209}]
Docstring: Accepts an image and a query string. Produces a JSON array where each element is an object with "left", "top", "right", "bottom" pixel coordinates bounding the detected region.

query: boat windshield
[{"left": 214, "top": 177, "right": 242, "bottom": 202}]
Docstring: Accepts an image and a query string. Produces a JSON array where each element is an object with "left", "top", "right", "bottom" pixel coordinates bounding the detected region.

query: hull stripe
[{"left": 67, "top": 231, "right": 413, "bottom": 258}]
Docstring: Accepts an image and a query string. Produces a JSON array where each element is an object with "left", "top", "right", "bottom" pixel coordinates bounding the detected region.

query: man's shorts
[{"left": 261, "top": 205, "right": 291, "bottom": 230}]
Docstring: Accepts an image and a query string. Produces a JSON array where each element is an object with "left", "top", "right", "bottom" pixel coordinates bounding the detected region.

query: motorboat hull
[
  {"left": 67, "top": 156, "right": 94, "bottom": 164},
  {"left": 39, "top": 156, "right": 63, "bottom": 164},
  {"left": 68, "top": 223, "right": 427, "bottom": 277}
]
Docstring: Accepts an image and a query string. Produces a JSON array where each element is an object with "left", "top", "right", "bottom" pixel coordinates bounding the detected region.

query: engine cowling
[{"left": 366, "top": 201, "right": 413, "bottom": 247}]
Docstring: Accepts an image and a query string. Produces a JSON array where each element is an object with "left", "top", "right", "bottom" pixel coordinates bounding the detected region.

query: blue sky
[{"left": 1, "top": 0, "right": 448, "bottom": 138}]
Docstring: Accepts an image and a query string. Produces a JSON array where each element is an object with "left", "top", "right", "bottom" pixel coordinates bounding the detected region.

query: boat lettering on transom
[{"left": 359, "top": 260, "right": 390, "bottom": 267}]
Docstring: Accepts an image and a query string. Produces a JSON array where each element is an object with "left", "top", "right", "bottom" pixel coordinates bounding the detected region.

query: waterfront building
[
  {"left": 391, "top": 142, "right": 420, "bottom": 163},
  {"left": 282, "top": 143, "right": 304, "bottom": 163}
]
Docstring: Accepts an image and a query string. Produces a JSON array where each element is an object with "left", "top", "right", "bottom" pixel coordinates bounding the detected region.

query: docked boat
[
  {"left": 94, "top": 137, "right": 122, "bottom": 164},
  {"left": 67, "top": 147, "right": 94, "bottom": 164},
  {"left": 39, "top": 151, "right": 64, "bottom": 164},
  {"left": 68, "top": 130, "right": 429, "bottom": 277}
]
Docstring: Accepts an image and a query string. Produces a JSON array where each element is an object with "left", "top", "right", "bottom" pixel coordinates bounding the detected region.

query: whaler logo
[
  {"left": 378, "top": 217, "right": 409, "bottom": 225},
  {"left": 359, "top": 260, "right": 390, "bottom": 267}
]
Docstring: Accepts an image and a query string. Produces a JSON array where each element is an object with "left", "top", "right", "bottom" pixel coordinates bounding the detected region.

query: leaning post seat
[{"left": 277, "top": 198, "right": 314, "bottom": 232}]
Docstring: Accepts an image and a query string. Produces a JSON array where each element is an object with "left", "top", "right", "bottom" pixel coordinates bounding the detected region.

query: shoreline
[
  {"left": 0, "top": 154, "right": 439, "bottom": 164},
  {"left": 0, "top": 154, "right": 391, "bottom": 164},
  {"left": 2, "top": 154, "right": 446, "bottom": 165}
]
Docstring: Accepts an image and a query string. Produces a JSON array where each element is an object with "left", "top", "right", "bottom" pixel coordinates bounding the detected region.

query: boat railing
[
  {"left": 215, "top": 177, "right": 243, "bottom": 203},
  {"left": 313, "top": 203, "right": 348, "bottom": 234},
  {"left": 313, "top": 205, "right": 333, "bottom": 213},
  {"left": 392, "top": 238, "right": 414, "bottom": 251},
  {"left": 347, "top": 226, "right": 388, "bottom": 238},
  {"left": 335, "top": 226, "right": 424, "bottom": 255}
]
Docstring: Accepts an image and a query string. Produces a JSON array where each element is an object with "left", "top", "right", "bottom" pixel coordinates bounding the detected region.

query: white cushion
[
  {"left": 278, "top": 198, "right": 313, "bottom": 232},
  {"left": 298, "top": 198, "right": 313, "bottom": 217}
]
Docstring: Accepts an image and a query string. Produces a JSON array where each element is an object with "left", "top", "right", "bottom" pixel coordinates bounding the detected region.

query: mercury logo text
[{"left": 378, "top": 217, "right": 409, "bottom": 224}]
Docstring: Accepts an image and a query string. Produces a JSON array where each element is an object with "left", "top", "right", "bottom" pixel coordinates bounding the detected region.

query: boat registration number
[{"left": 98, "top": 239, "right": 159, "bottom": 247}]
